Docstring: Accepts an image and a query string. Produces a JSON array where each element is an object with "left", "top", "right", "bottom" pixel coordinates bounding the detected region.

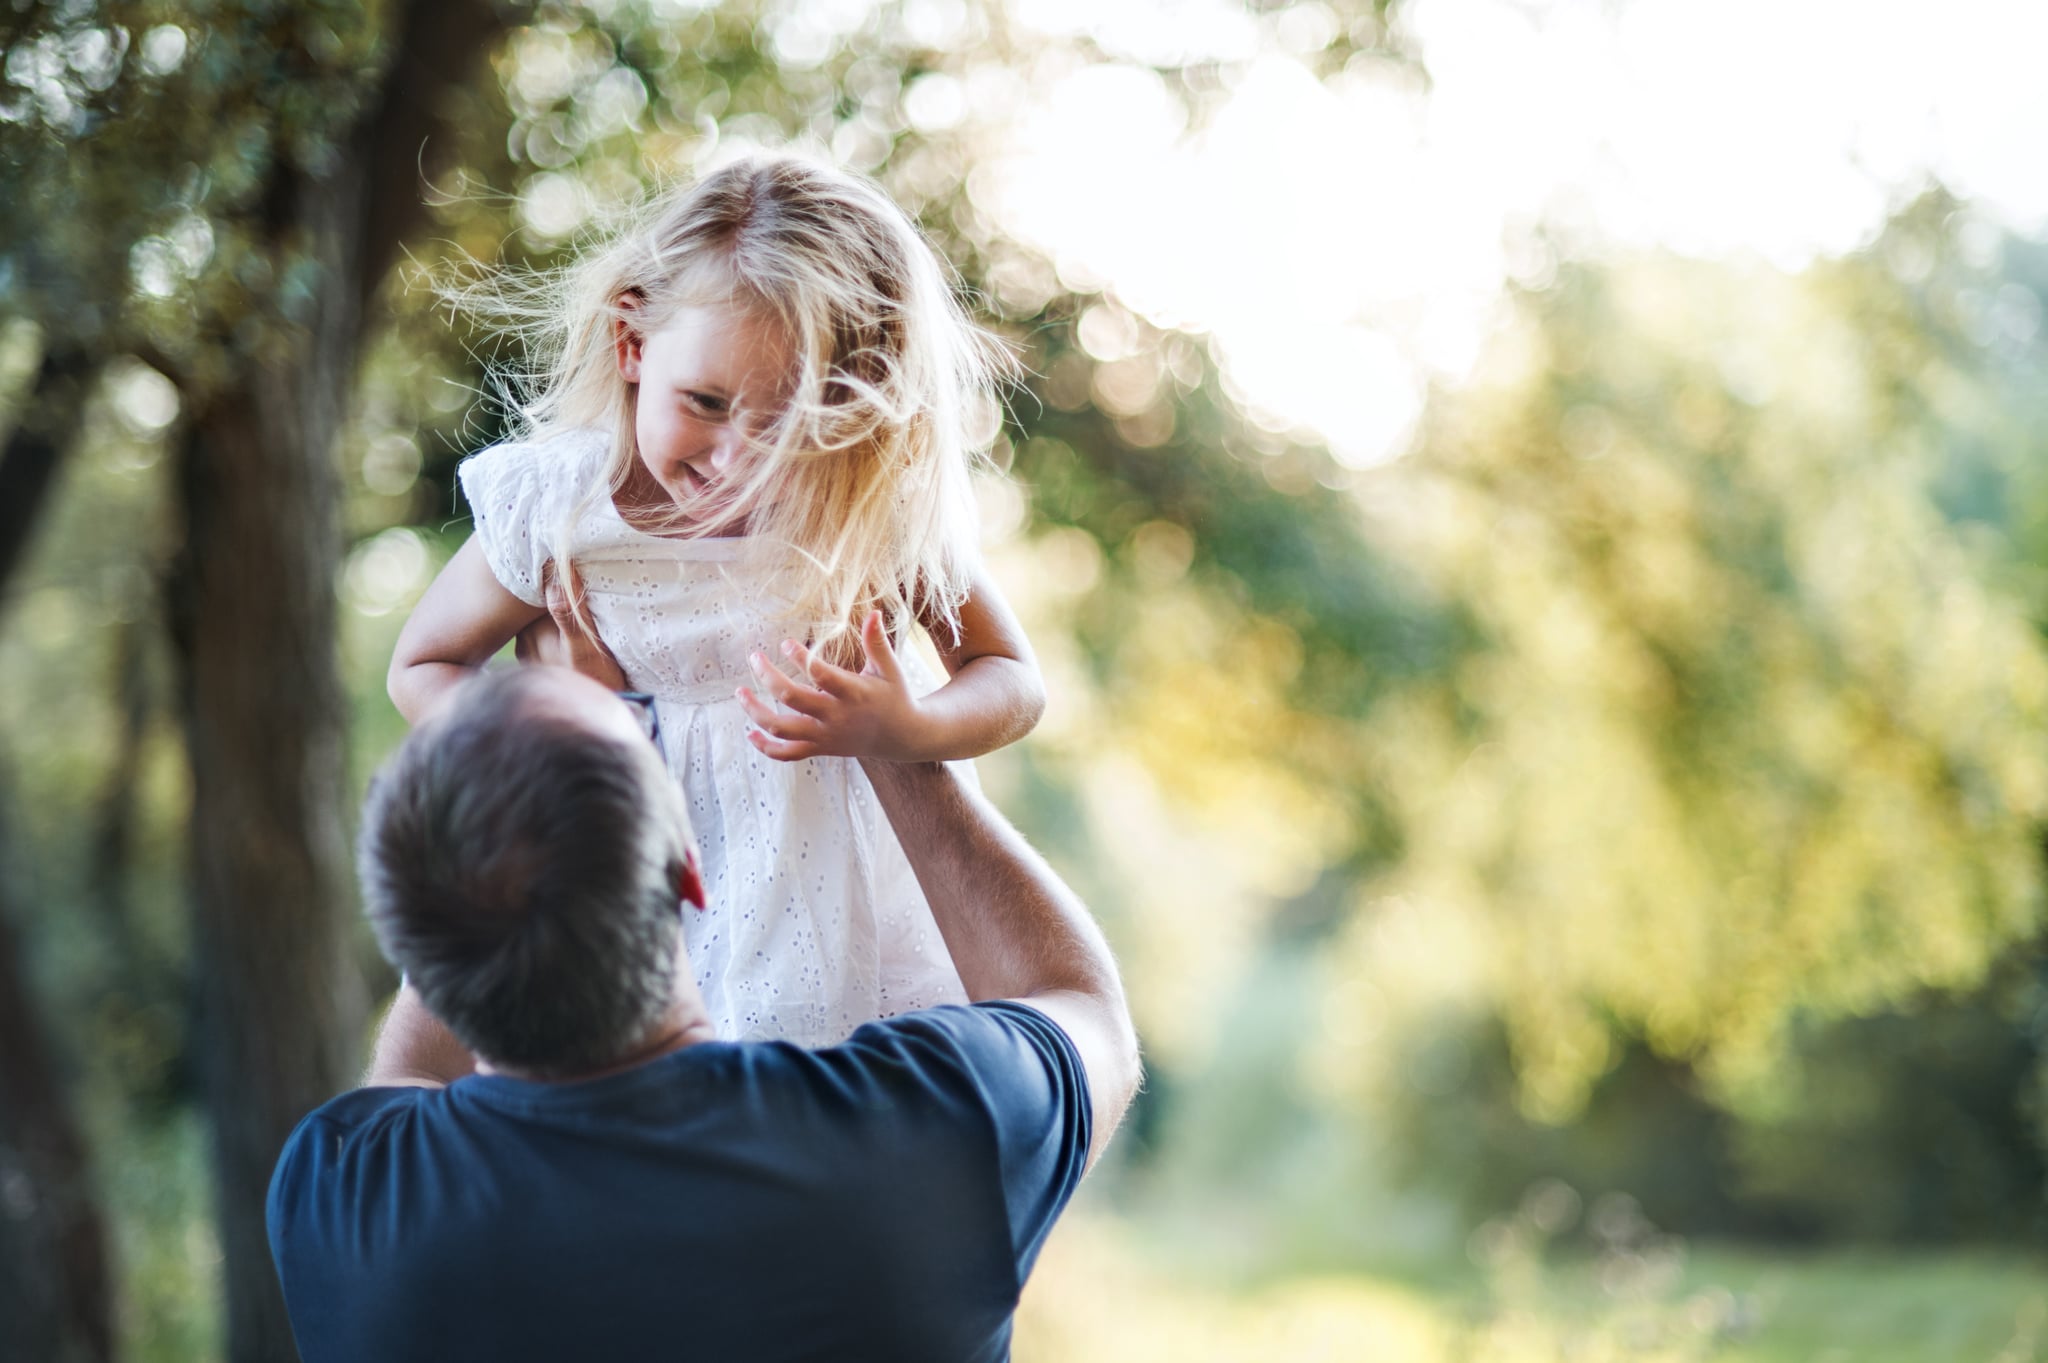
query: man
[{"left": 265, "top": 663, "right": 1140, "bottom": 1362}]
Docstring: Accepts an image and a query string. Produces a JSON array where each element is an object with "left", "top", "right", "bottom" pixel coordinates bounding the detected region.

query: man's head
[{"left": 358, "top": 665, "right": 702, "bottom": 1077}]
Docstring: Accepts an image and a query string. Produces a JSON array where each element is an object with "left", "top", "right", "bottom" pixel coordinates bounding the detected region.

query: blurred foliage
[
  {"left": 2, "top": 0, "right": 388, "bottom": 372},
  {"left": 1338, "top": 209, "right": 2048, "bottom": 1116},
  {"left": 1146, "top": 205, "right": 2048, "bottom": 1254},
  {"left": 1383, "top": 963, "right": 2048, "bottom": 1247},
  {"left": 5, "top": 1, "right": 2048, "bottom": 1359}
]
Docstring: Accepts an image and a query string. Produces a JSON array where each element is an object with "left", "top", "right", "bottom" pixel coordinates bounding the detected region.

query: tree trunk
[
  {"left": 163, "top": 4, "right": 523, "bottom": 1357},
  {"left": 0, "top": 785, "right": 115, "bottom": 1363},
  {"left": 169, "top": 345, "right": 365, "bottom": 1363}
]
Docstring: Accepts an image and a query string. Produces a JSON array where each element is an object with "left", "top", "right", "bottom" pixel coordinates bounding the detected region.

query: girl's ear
[{"left": 613, "top": 291, "right": 645, "bottom": 382}]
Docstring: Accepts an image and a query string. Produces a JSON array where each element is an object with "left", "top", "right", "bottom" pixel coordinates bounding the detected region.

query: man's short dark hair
[{"left": 358, "top": 668, "right": 691, "bottom": 1077}]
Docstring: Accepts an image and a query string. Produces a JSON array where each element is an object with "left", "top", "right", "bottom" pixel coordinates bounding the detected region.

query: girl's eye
[{"left": 685, "top": 392, "right": 729, "bottom": 417}]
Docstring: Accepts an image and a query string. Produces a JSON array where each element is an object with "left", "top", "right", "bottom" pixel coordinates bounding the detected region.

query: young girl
[{"left": 388, "top": 155, "right": 1043, "bottom": 1047}]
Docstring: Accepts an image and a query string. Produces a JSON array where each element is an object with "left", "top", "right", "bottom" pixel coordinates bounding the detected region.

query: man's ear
[
  {"left": 674, "top": 845, "right": 706, "bottom": 912},
  {"left": 613, "top": 290, "right": 645, "bottom": 383}
]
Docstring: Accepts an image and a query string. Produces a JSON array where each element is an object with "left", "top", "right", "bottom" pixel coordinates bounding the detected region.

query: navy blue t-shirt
[{"left": 266, "top": 1001, "right": 1090, "bottom": 1363}]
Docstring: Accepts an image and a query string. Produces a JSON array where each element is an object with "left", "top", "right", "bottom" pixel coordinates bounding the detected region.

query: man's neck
[{"left": 475, "top": 1005, "right": 719, "bottom": 1084}]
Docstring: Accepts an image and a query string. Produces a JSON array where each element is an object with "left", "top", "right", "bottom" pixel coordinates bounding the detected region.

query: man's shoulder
[
  {"left": 832, "top": 1002, "right": 1092, "bottom": 1279},
  {"left": 829, "top": 1003, "right": 1090, "bottom": 1153},
  {"left": 290, "top": 1083, "right": 432, "bottom": 1143},
  {"left": 270, "top": 1087, "right": 430, "bottom": 1204},
  {"left": 872, "top": 1000, "right": 1078, "bottom": 1053},
  {"left": 840, "top": 1002, "right": 1081, "bottom": 1085}
]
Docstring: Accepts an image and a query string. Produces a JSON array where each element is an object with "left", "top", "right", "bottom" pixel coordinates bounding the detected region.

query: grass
[
  {"left": 1015, "top": 1215, "right": 2048, "bottom": 1363},
  {"left": 1649, "top": 1246, "right": 2048, "bottom": 1363}
]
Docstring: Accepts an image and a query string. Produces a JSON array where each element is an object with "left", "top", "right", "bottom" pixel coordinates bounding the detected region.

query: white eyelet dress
[{"left": 457, "top": 427, "right": 969, "bottom": 1047}]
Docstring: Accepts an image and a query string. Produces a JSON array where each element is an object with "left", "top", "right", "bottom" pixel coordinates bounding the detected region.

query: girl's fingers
[
  {"left": 748, "top": 652, "right": 831, "bottom": 716},
  {"left": 735, "top": 687, "right": 824, "bottom": 739},
  {"left": 785, "top": 638, "right": 859, "bottom": 697},
  {"left": 746, "top": 728, "right": 817, "bottom": 763},
  {"left": 860, "top": 610, "right": 903, "bottom": 682}
]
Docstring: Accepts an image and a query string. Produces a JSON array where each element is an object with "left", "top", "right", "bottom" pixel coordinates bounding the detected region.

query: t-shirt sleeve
[
  {"left": 970, "top": 1001, "right": 1092, "bottom": 1277},
  {"left": 455, "top": 439, "right": 553, "bottom": 607},
  {"left": 266, "top": 1086, "right": 427, "bottom": 1351},
  {"left": 856, "top": 1001, "right": 1092, "bottom": 1277}
]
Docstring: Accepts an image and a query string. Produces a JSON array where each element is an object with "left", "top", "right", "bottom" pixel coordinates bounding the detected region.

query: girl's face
[{"left": 615, "top": 299, "right": 796, "bottom": 506}]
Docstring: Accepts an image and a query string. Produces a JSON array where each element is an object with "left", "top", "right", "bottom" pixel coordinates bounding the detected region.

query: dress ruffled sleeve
[{"left": 456, "top": 438, "right": 555, "bottom": 607}]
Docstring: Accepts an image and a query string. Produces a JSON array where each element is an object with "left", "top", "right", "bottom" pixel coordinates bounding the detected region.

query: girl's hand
[{"left": 736, "top": 611, "right": 935, "bottom": 762}]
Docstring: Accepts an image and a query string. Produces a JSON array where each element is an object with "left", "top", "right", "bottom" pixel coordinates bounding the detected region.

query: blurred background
[{"left": 4, "top": 1, "right": 2048, "bottom": 1359}]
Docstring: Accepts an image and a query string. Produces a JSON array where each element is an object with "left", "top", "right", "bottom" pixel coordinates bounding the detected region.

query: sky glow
[{"left": 978, "top": 0, "right": 2048, "bottom": 467}]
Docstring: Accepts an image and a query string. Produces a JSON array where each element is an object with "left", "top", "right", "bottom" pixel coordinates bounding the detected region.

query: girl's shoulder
[
  {"left": 456, "top": 427, "right": 613, "bottom": 606},
  {"left": 457, "top": 426, "right": 609, "bottom": 521},
  {"left": 461, "top": 425, "right": 608, "bottom": 492}
]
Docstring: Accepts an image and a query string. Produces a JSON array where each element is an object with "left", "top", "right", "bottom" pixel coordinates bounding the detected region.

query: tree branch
[{"left": 354, "top": 0, "right": 537, "bottom": 311}]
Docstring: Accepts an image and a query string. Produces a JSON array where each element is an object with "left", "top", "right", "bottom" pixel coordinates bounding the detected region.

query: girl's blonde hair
[{"left": 476, "top": 155, "right": 1009, "bottom": 664}]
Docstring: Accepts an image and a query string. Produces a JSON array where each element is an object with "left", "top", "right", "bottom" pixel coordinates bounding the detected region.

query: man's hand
[
  {"left": 516, "top": 559, "right": 629, "bottom": 691},
  {"left": 735, "top": 612, "right": 933, "bottom": 762}
]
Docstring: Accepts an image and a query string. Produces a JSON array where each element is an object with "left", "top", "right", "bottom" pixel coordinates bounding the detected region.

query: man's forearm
[
  {"left": 860, "top": 760, "right": 1113, "bottom": 1003},
  {"left": 862, "top": 758, "right": 1140, "bottom": 1162}
]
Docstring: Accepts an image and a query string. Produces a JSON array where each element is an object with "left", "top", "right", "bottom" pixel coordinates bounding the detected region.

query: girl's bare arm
[
  {"left": 735, "top": 563, "right": 1046, "bottom": 763},
  {"left": 387, "top": 538, "right": 547, "bottom": 725},
  {"left": 915, "top": 562, "right": 1046, "bottom": 757}
]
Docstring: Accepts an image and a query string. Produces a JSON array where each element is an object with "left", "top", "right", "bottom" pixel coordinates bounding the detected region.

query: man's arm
[
  {"left": 859, "top": 759, "right": 1141, "bottom": 1166},
  {"left": 363, "top": 982, "right": 478, "bottom": 1089}
]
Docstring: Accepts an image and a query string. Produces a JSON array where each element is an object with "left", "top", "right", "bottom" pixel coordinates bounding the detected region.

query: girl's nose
[{"left": 706, "top": 432, "right": 742, "bottom": 470}]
